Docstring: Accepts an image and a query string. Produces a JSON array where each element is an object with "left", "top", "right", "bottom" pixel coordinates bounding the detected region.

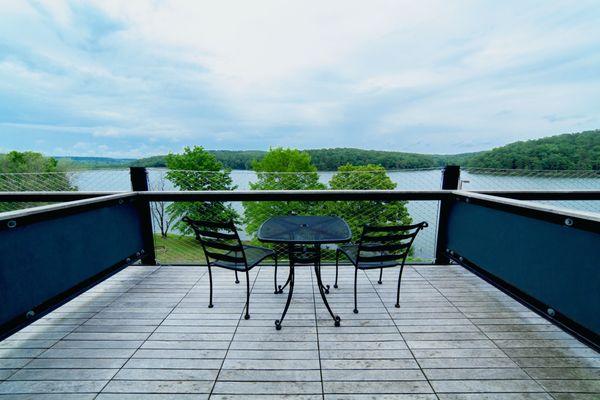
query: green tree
[
  {"left": 1, "top": 151, "right": 63, "bottom": 174},
  {"left": 0, "top": 151, "right": 75, "bottom": 212},
  {"left": 243, "top": 148, "right": 326, "bottom": 235},
  {"left": 165, "top": 146, "right": 238, "bottom": 235},
  {"left": 327, "top": 164, "right": 412, "bottom": 240}
]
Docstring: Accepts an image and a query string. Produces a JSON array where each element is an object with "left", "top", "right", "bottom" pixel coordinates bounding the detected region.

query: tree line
[
  {"left": 133, "top": 148, "right": 478, "bottom": 170},
  {"left": 0, "top": 151, "right": 74, "bottom": 212},
  {"left": 131, "top": 130, "right": 599, "bottom": 171},
  {"left": 464, "top": 130, "right": 599, "bottom": 170}
]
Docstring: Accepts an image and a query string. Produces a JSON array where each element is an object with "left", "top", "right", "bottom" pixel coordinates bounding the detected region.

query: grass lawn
[{"left": 153, "top": 233, "right": 205, "bottom": 264}]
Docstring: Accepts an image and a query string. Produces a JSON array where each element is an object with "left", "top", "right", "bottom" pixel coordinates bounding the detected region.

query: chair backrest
[
  {"left": 357, "top": 221, "right": 428, "bottom": 266},
  {"left": 182, "top": 217, "right": 247, "bottom": 268}
]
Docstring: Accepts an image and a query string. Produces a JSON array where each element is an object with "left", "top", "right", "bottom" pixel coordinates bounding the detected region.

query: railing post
[
  {"left": 130, "top": 167, "right": 156, "bottom": 265},
  {"left": 435, "top": 165, "right": 460, "bottom": 265}
]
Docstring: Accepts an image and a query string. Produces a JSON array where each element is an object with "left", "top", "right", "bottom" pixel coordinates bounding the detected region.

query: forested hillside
[
  {"left": 466, "top": 130, "right": 599, "bottom": 170},
  {"left": 50, "top": 129, "right": 599, "bottom": 171},
  {"left": 132, "top": 148, "right": 481, "bottom": 170},
  {"left": 55, "top": 156, "right": 134, "bottom": 169},
  {"left": 305, "top": 149, "right": 441, "bottom": 169},
  {"left": 131, "top": 151, "right": 264, "bottom": 169}
]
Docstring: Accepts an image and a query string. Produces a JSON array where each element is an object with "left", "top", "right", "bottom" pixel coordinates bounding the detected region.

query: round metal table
[{"left": 257, "top": 215, "right": 352, "bottom": 330}]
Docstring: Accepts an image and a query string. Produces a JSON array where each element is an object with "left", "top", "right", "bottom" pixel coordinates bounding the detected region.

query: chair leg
[
  {"left": 334, "top": 250, "right": 340, "bottom": 289},
  {"left": 378, "top": 268, "right": 383, "bottom": 284},
  {"left": 244, "top": 270, "right": 251, "bottom": 319},
  {"left": 273, "top": 254, "right": 279, "bottom": 294},
  {"left": 395, "top": 265, "right": 405, "bottom": 308},
  {"left": 353, "top": 268, "right": 359, "bottom": 314},
  {"left": 207, "top": 265, "right": 214, "bottom": 308},
  {"left": 275, "top": 264, "right": 295, "bottom": 330},
  {"left": 235, "top": 270, "right": 240, "bottom": 284}
]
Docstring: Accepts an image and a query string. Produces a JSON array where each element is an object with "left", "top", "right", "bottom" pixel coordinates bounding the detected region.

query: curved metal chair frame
[
  {"left": 334, "top": 221, "right": 428, "bottom": 313},
  {"left": 183, "top": 217, "right": 278, "bottom": 320}
]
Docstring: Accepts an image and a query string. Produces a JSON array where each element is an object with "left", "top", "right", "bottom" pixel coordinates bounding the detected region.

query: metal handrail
[{"left": 1, "top": 189, "right": 599, "bottom": 202}]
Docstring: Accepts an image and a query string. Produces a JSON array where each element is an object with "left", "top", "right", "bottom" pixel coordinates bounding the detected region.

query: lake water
[
  {"left": 71, "top": 168, "right": 599, "bottom": 261},
  {"left": 71, "top": 167, "right": 600, "bottom": 192}
]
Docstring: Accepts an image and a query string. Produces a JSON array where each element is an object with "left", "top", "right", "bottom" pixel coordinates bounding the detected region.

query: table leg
[
  {"left": 277, "top": 273, "right": 292, "bottom": 294},
  {"left": 314, "top": 249, "right": 341, "bottom": 327},
  {"left": 275, "top": 263, "right": 295, "bottom": 330},
  {"left": 318, "top": 275, "right": 330, "bottom": 294},
  {"left": 314, "top": 245, "right": 329, "bottom": 294}
]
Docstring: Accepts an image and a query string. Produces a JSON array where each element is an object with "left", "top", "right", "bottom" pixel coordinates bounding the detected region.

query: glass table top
[{"left": 257, "top": 215, "right": 352, "bottom": 244}]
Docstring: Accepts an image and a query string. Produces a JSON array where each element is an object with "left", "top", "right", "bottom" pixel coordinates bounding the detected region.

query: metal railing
[
  {"left": 462, "top": 168, "right": 600, "bottom": 214},
  {"left": 1, "top": 166, "right": 597, "bottom": 193},
  {"left": 2, "top": 165, "right": 599, "bottom": 263},
  {"left": 1, "top": 188, "right": 598, "bottom": 348},
  {"left": 462, "top": 168, "right": 600, "bottom": 190},
  {"left": 144, "top": 190, "right": 445, "bottom": 265},
  {"left": 141, "top": 167, "right": 443, "bottom": 264}
]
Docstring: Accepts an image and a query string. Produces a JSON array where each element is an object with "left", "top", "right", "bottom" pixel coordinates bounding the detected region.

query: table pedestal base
[
  {"left": 275, "top": 245, "right": 340, "bottom": 330},
  {"left": 277, "top": 268, "right": 330, "bottom": 294}
]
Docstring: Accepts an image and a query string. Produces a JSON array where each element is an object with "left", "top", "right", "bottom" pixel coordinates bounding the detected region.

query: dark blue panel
[
  {"left": 0, "top": 202, "right": 144, "bottom": 326},
  {"left": 446, "top": 201, "right": 600, "bottom": 335}
]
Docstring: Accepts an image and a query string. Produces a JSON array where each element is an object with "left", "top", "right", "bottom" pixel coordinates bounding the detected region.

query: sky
[{"left": 0, "top": 0, "right": 599, "bottom": 158}]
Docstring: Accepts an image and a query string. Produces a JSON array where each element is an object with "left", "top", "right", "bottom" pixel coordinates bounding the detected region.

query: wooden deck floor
[{"left": 1, "top": 264, "right": 598, "bottom": 399}]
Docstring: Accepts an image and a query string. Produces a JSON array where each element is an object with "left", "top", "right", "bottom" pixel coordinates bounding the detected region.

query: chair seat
[
  {"left": 338, "top": 244, "right": 400, "bottom": 269},
  {"left": 212, "top": 245, "right": 275, "bottom": 270}
]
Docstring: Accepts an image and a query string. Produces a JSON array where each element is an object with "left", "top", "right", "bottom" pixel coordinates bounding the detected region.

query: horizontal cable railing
[
  {"left": 1, "top": 166, "right": 596, "bottom": 193},
  {"left": 147, "top": 197, "right": 439, "bottom": 265},
  {"left": 2, "top": 167, "right": 596, "bottom": 193},
  {"left": 147, "top": 167, "right": 444, "bottom": 191},
  {"left": 1, "top": 165, "right": 599, "bottom": 262},
  {"left": 0, "top": 169, "right": 131, "bottom": 192},
  {"left": 2, "top": 189, "right": 599, "bottom": 266},
  {"left": 461, "top": 168, "right": 600, "bottom": 214},
  {"left": 143, "top": 168, "right": 444, "bottom": 264},
  {"left": 463, "top": 168, "right": 599, "bottom": 187}
]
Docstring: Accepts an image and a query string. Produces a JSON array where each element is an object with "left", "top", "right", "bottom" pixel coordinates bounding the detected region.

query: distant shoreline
[{"left": 43, "top": 129, "right": 599, "bottom": 172}]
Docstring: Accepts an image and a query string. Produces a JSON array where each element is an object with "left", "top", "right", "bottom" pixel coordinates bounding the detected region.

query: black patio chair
[
  {"left": 183, "top": 217, "right": 278, "bottom": 320},
  {"left": 334, "top": 221, "right": 428, "bottom": 313}
]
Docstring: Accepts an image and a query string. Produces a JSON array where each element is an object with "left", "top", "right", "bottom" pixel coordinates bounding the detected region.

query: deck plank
[{"left": 0, "top": 264, "right": 598, "bottom": 398}]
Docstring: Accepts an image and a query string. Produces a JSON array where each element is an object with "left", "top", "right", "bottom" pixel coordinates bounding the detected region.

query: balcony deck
[{"left": 1, "top": 264, "right": 598, "bottom": 399}]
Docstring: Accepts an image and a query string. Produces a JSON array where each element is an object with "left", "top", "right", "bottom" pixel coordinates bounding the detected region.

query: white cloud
[{"left": 0, "top": 0, "right": 599, "bottom": 155}]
